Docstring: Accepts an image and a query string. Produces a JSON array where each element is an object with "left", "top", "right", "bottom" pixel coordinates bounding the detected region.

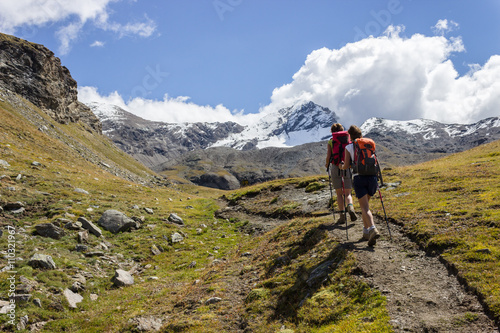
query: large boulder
[
  {"left": 28, "top": 254, "right": 56, "bottom": 270},
  {"left": 97, "top": 210, "right": 136, "bottom": 234}
]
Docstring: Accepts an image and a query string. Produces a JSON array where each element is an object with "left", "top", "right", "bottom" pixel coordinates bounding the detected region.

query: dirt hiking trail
[
  {"left": 331, "top": 216, "right": 498, "bottom": 332},
  {"left": 217, "top": 184, "right": 500, "bottom": 332}
]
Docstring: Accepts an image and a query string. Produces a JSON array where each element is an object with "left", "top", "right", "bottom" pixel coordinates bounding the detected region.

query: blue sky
[{"left": 1, "top": 0, "right": 500, "bottom": 126}]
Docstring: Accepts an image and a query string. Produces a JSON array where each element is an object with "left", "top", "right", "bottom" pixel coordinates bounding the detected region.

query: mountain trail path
[
  {"left": 215, "top": 184, "right": 500, "bottom": 332},
  {"left": 331, "top": 216, "right": 498, "bottom": 332}
]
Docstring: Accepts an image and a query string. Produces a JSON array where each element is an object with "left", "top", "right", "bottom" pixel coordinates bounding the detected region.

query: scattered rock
[
  {"left": 74, "top": 188, "right": 89, "bottom": 195},
  {"left": 70, "top": 281, "right": 85, "bottom": 293},
  {"left": 63, "top": 288, "right": 83, "bottom": 308},
  {"left": 90, "top": 294, "right": 98, "bottom": 301},
  {"left": 171, "top": 232, "right": 184, "bottom": 243},
  {"left": 167, "top": 213, "right": 184, "bottom": 226},
  {"left": 32, "top": 161, "right": 43, "bottom": 167},
  {"left": 84, "top": 251, "right": 105, "bottom": 257},
  {"left": 78, "top": 230, "right": 89, "bottom": 243},
  {"left": 17, "top": 315, "right": 28, "bottom": 331},
  {"left": 151, "top": 245, "right": 162, "bottom": 256},
  {"left": 3, "top": 201, "right": 25, "bottom": 211},
  {"left": 33, "top": 298, "right": 42, "bottom": 308},
  {"left": 77, "top": 217, "right": 102, "bottom": 237},
  {"left": 75, "top": 244, "right": 88, "bottom": 252},
  {"left": 112, "top": 269, "right": 134, "bottom": 287},
  {"left": 129, "top": 315, "right": 163, "bottom": 332},
  {"left": 34, "top": 223, "right": 65, "bottom": 239},
  {"left": 205, "top": 297, "right": 222, "bottom": 305},
  {"left": 97, "top": 210, "right": 136, "bottom": 234},
  {"left": 28, "top": 253, "right": 56, "bottom": 270},
  {"left": 0, "top": 159, "right": 10, "bottom": 167},
  {"left": 144, "top": 207, "right": 154, "bottom": 214},
  {"left": 475, "top": 248, "right": 491, "bottom": 254}
]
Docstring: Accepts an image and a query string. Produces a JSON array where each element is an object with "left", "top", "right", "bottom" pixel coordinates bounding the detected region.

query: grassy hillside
[
  {"left": 0, "top": 90, "right": 499, "bottom": 332},
  {"left": 378, "top": 139, "right": 500, "bottom": 321}
]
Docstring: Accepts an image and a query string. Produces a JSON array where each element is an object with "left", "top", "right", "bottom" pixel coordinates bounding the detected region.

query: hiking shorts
[
  {"left": 353, "top": 175, "right": 378, "bottom": 199},
  {"left": 329, "top": 165, "right": 352, "bottom": 190}
]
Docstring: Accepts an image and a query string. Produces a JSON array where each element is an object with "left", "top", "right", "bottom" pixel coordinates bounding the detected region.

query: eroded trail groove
[{"left": 332, "top": 217, "right": 499, "bottom": 332}]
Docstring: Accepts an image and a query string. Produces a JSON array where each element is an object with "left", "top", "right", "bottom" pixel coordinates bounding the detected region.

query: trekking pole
[
  {"left": 327, "top": 165, "right": 336, "bottom": 224},
  {"left": 341, "top": 170, "right": 348, "bottom": 240},
  {"left": 376, "top": 163, "right": 392, "bottom": 240}
]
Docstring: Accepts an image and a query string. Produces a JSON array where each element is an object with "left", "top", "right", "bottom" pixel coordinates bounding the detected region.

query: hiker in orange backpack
[
  {"left": 325, "top": 123, "right": 358, "bottom": 225},
  {"left": 340, "top": 125, "right": 380, "bottom": 246}
]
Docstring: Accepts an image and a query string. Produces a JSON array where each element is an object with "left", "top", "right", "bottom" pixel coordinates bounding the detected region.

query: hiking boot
[
  {"left": 361, "top": 232, "right": 369, "bottom": 241},
  {"left": 347, "top": 204, "right": 358, "bottom": 222},
  {"left": 367, "top": 227, "right": 380, "bottom": 246},
  {"left": 336, "top": 213, "right": 346, "bottom": 225}
]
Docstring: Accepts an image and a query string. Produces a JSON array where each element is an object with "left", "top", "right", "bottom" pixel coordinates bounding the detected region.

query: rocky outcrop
[{"left": 0, "top": 33, "right": 101, "bottom": 132}]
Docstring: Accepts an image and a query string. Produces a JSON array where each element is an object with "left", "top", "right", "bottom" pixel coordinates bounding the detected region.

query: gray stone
[
  {"left": 33, "top": 298, "right": 42, "bottom": 308},
  {"left": 171, "top": 232, "right": 184, "bottom": 243},
  {"left": 97, "top": 210, "right": 136, "bottom": 234},
  {"left": 63, "top": 288, "right": 83, "bottom": 308},
  {"left": 74, "top": 188, "right": 89, "bottom": 195},
  {"left": 0, "top": 160, "right": 10, "bottom": 167},
  {"left": 112, "top": 269, "right": 134, "bottom": 287},
  {"left": 77, "top": 217, "right": 102, "bottom": 237},
  {"left": 75, "top": 244, "right": 88, "bottom": 252},
  {"left": 78, "top": 230, "right": 89, "bottom": 243},
  {"left": 64, "top": 221, "right": 83, "bottom": 230},
  {"left": 70, "top": 281, "right": 85, "bottom": 293},
  {"left": 34, "top": 223, "right": 65, "bottom": 240},
  {"left": 17, "top": 315, "right": 28, "bottom": 331},
  {"left": 144, "top": 207, "right": 154, "bottom": 214},
  {"left": 28, "top": 253, "right": 56, "bottom": 270},
  {"left": 205, "top": 297, "right": 222, "bottom": 305},
  {"left": 151, "top": 245, "right": 161, "bottom": 256},
  {"left": 168, "top": 213, "right": 184, "bottom": 226},
  {"left": 3, "top": 201, "right": 24, "bottom": 211},
  {"left": 129, "top": 316, "right": 163, "bottom": 332}
]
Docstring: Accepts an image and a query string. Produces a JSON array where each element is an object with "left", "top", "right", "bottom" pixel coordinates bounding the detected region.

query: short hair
[
  {"left": 330, "top": 123, "right": 344, "bottom": 133},
  {"left": 348, "top": 125, "right": 363, "bottom": 140}
]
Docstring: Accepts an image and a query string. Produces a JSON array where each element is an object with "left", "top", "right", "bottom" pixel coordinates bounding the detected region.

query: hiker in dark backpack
[
  {"left": 340, "top": 125, "right": 380, "bottom": 246},
  {"left": 325, "top": 123, "right": 358, "bottom": 225}
]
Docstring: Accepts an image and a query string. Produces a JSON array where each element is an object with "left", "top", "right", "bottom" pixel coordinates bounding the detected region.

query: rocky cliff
[{"left": 0, "top": 33, "right": 101, "bottom": 132}]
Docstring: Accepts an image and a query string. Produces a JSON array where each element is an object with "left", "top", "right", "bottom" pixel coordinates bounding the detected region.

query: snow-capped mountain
[
  {"left": 362, "top": 117, "right": 500, "bottom": 154},
  {"left": 87, "top": 101, "right": 339, "bottom": 168},
  {"left": 212, "top": 101, "right": 338, "bottom": 149}
]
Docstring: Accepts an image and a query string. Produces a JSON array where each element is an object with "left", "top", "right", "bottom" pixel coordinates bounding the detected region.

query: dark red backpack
[
  {"left": 353, "top": 138, "right": 378, "bottom": 176},
  {"left": 329, "top": 131, "right": 350, "bottom": 166}
]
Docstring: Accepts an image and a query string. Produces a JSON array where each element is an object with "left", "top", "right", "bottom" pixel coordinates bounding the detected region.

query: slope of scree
[{"left": 215, "top": 181, "right": 499, "bottom": 332}]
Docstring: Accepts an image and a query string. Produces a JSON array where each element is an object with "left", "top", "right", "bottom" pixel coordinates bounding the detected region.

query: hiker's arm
[
  {"left": 340, "top": 149, "right": 351, "bottom": 170},
  {"left": 325, "top": 145, "right": 332, "bottom": 169}
]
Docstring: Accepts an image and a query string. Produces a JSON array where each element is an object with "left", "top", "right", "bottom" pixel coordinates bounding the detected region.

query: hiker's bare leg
[
  {"left": 358, "top": 194, "right": 374, "bottom": 229},
  {"left": 344, "top": 189, "right": 354, "bottom": 206},
  {"left": 335, "top": 188, "right": 344, "bottom": 211}
]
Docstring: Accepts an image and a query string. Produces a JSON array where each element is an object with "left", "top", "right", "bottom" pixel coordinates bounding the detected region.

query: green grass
[{"left": 1, "top": 90, "right": 499, "bottom": 331}]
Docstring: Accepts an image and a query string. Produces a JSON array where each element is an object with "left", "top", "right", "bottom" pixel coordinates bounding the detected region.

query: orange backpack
[{"left": 353, "top": 138, "right": 378, "bottom": 176}]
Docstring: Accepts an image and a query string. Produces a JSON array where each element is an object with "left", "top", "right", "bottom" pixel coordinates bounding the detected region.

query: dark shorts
[{"left": 353, "top": 175, "right": 378, "bottom": 199}]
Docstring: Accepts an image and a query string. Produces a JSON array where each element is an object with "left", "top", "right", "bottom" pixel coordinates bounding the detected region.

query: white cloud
[
  {"left": 432, "top": 19, "right": 459, "bottom": 35},
  {"left": 79, "top": 24, "right": 500, "bottom": 128},
  {"left": 0, "top": 0, "right": 156, "bottom": 54},
  {"left": 261, "top": 25, "right": 498, "bottom": 126},
  {"left": 78, "top": 86, "right": 256, "bottom": 125},
  {"left": 90, "top": 40, "right": 105, "bottom": 47}
]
